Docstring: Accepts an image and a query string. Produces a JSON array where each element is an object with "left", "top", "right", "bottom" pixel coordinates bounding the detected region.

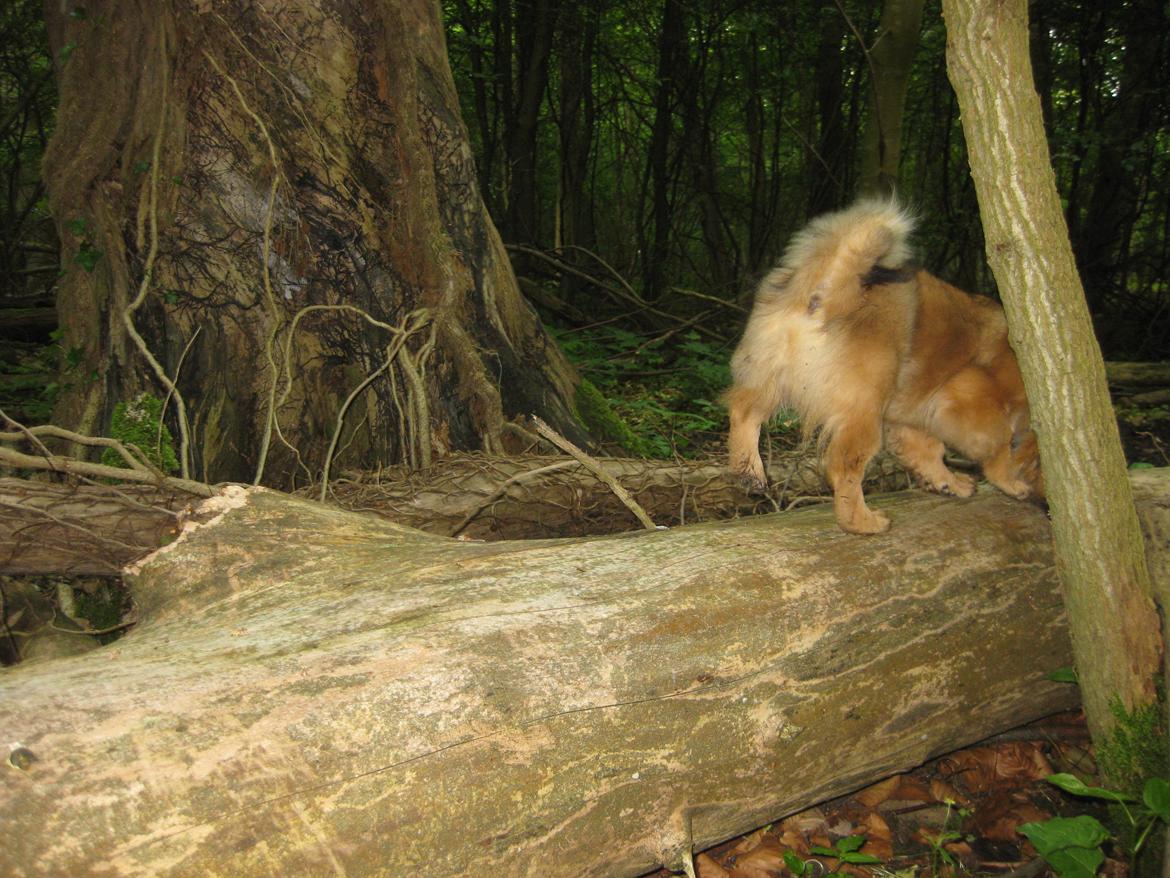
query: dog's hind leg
[
  {"left": 886, "top": 424, "right": 976, "bottom": 497},
  {"left": 824, "top": 411, "right": 889, "bottom": 534},
  {"left": 726, "top": 384, "right": 775, "bottom": 494}
]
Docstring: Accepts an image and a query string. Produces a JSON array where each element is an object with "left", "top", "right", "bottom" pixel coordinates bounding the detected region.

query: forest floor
[{"left": 641, "top": 711, "right": 1133, "bottom": 878}]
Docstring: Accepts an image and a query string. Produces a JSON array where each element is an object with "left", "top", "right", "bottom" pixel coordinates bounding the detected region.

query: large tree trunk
[
  {"left": 41, "top": 0, "right": 585, "bottom": 490},
  {"left": 941, "top": 0, "right": 1163, "bottom": 749},
  {"left": 7, "top": 471, "right": 1170, "bottom": 876}
]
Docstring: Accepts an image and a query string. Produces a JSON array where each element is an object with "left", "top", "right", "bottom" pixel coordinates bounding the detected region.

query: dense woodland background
[{"left": 0, "top": 0, "right": 1168, "bottom": 455}]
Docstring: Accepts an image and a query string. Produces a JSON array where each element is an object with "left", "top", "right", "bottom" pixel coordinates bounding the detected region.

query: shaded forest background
[{"left": 1, "top": 0, "right": 1168, "bottom": 458}]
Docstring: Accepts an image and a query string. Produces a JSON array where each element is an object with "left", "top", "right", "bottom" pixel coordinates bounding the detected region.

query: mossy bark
[
  {"left": 940, "top": 0, "right": 1163, "bottom": 749},
  {"left": 41, "top": 0, "right": 584, "bottom": 489},
  {"left": 12, "top": 475, "right": 1170, "bottom": 876}
]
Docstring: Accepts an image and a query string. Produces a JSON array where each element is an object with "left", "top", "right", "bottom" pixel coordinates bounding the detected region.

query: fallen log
[
  {"left": 1105, "top": 361, "right": 1170, "bottom": 391},
  {"left": 0, "top": 453, "right": 911, "bottom": 573},
  {"left": 0, "top": 477, "right": 195, "bottom": 575},
  {"left": 319, "top": 451, "right": 911, "bottom": 538},
  {"left": 12, "top": 475, "right": 1170, "bottom": 877}
]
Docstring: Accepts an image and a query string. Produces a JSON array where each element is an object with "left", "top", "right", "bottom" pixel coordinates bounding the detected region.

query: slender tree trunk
[
  {"left": 807, "top": 6, "right": 849, "bottom": 216},
  {"left": 41, "top": 0, "right": 585, "bottom": 489},
  {"left": 642, "top": 0, "right": 685, "bottom": 301},
  {"left": 556, "top": 0, "right": 599, "bottom": 302},
  {"left": 451, "top": 0, "right": 499, "bottom": 215},
  {"left": 941, "top": 0, "right": 1162, "bottom": 749},
  {"left": 502, "top": 0, "right": 556, "bottom": 245},
  {"left": 859, "top": 0, "right": 926, "bottom": 196}
]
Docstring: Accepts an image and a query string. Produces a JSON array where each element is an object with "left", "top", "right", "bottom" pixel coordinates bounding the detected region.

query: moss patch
[{"left": 574, "top": 378, "right": 649, "bottom": 456}]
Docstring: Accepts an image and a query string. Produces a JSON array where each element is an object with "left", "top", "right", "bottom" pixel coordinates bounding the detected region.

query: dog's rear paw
[{"left": 940, "top": 472, "right": 976, "bottom": 498}]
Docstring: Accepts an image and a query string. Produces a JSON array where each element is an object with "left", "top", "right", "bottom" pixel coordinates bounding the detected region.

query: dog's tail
[{"left": 763, "top": 199, "right": 917, "bottom": 312}]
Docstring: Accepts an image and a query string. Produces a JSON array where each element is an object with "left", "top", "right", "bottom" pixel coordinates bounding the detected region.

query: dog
[{"left": 724, "top": 199, "right": 1043, "bottom": 534}]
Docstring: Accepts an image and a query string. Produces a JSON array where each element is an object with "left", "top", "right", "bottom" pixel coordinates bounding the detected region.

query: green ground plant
[
  {"left": 1019, "top": 773, "right": 1170, "bottom": 878},
  {"left": 783, "top": 834, "right": 883, "bottom": 876}
]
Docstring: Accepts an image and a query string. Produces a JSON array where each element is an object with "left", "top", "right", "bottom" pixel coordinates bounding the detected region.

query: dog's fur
[{"left": 725, "top": 199, "right": 1043, "bottom": 534}]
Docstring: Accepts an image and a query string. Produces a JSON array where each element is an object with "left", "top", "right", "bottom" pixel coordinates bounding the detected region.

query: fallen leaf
[
  {"left": 929, "top": 778, "right": 970, "bottom": 806},
  {"left": 696, "top": 852, "right": 731, "bottom": 878},
  {"left": 729, "top": 838, "right": 785, "bottom": 878},
  {"left": 855, "top": 775, "right": 901, "bottom": 808},
  {"left": 860, "top": 811, "right": 894, "bottom": 860}
]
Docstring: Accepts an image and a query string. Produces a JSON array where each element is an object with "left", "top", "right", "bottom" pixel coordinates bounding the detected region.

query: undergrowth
[{"left": 552, "top": 325, "right": 738, "bottom": 458}]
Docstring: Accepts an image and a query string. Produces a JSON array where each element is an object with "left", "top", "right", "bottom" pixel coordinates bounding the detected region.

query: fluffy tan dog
[{"left": 725, "top": 200, "right": 1043, "bottom": 534}]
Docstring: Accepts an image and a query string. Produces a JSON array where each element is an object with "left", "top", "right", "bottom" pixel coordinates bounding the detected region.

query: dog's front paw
[
  {"left": 839, "top": 507, "right": 891, "bottom": 535},
  {"left": 729, "top": 455, "right": 769, "bottom": 495},
  {"left": 734, "top": 470, "right": 769, "bottom": 495}
]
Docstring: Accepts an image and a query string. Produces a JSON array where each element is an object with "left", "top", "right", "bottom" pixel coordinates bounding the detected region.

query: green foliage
[
  {"left": 67, "top": 217, "right": 102, "bottom": 273},
  {"left": 100, "top": 392, "right": 179, "bottom": 474},
  {"left": 1096, "top": 697, "right": 1168, "bottom": 798},
  {"left": 554, "top": 324, "right": 732, "bottom": 458},
  {"left": 1049, "top": 666, "right": 1080, "bottom": 683},
  {"left": 573, "top": 378, "right": 649, "bottom": 456},
  {"left": 783, "top": 834, "right": 884, "bottom": 876},
  {"left": 808, "top": 834, "right": 884, "bottom": 866},
  {"left": 1021, "top": 770, "right": 1170, "bottom": 877},
  {"left": 1019, "top": 814, "right": 1109, "bottom": 878},
  {"left": 921, "top": 799, "right": 972, "bottom": 873}
]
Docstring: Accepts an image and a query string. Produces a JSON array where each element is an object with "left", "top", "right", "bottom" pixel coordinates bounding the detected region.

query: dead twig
[{"left": 530, "top": 417, "right": 657, "bottom": 531}]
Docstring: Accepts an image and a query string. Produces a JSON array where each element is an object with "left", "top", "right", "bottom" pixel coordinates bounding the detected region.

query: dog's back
[{"left": 726, "top": 199, "right": 1042, "bottom": 533}]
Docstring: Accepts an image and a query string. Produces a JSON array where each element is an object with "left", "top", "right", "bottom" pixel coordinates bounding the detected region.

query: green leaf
[
  {"left": 1046, "top": 773, "right": 1135, "bottom": 803},
  {"left": 809, "top": 845, "right": 836, "bottom": 857},
  {"left": 840, "top": 852, "right": 883, "bottom": 864},
  {"left": 1047, "top": 667, "right": 1079, "bottom": 683},
  {"left": 67, "top": 217, "right": 88, "bottom": 237},
  {"left": 58, "top": 41, "right": 78, "bottom": 62},
  {"left": 1143, "top": 777, "right": 1170, "bottom": 821},
  {"left": 836, "top": 836, "right": 866, "bottom": 854},
  {"left": 783, "top": 851, "right": 806, "bottom": 876},
  {"left": 1041, "top": 844, "right": 1106, "bottom": 878},
  {"left": 69, "top": 7, "right": 88, "bottom": 19},
  {"left": 1130, "top": 461, "right": 1155, "bottom": 470},
  {"left": 1019, "top": 815, "right": 1110, "bottom": 852}
]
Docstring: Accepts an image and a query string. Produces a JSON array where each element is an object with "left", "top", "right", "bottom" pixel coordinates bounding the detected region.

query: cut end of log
[{"left": 123, "top": 483, "right": 257, "bottom": 576}]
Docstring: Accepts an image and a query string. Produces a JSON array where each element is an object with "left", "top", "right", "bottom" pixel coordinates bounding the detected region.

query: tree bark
[
  {"left": 41, "top": 0, "right": 585, "bottom": 490},
  {"left": 940, "top": 0, "right": 1163, "bottom": 748},
  {"left": 21, "top": 473, "right": 1170, "bottom": 876}
]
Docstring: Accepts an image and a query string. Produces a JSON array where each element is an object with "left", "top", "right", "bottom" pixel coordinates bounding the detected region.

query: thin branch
[{"left": 530, "top": 416, "right": 657, "bottom": 531}]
